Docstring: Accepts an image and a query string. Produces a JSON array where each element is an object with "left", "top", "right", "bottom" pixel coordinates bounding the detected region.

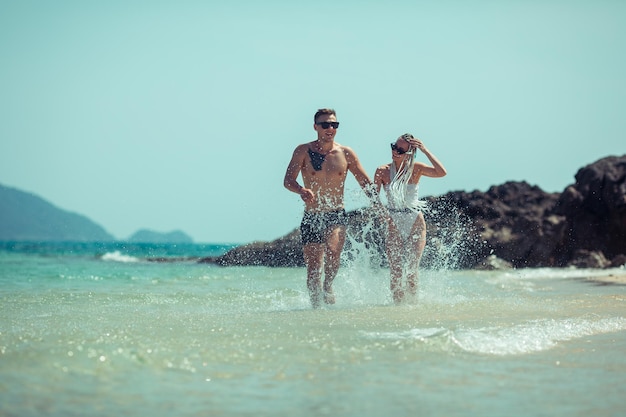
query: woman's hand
[{"left": 403, "top": 134, "right": 426, "bottom": 153}]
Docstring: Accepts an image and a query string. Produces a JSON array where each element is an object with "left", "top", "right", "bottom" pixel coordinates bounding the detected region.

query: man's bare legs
[
  {"left": 303, "top": 244, "right": 324, "bottom": 308},
  {"left": 322, "top": 226, "right": 346, "bottom": 305},
  {"left": 302, "top": 225, "right": 346, "bottom": 308}
]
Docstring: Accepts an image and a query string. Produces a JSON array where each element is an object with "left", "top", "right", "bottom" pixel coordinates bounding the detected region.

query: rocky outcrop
[
  {"left": 427, "top": 181, "right": 564, "bottom": 268},
  {"left": 209, "top": 230, "right": 303, "bottom": 267},
  {"left": 553, "top": 155, "right": 626, "bottom": 266},
  {"left": 200, "top": 210, "right": 385, "bottom": 267},
  {"left": 202, "top": 155, "right": 626, "bottom": 269}
]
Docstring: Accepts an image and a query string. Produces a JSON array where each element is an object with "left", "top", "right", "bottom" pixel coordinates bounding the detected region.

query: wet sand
[{"left": 585, "top": 270, "right": 626, "bottom": 285}]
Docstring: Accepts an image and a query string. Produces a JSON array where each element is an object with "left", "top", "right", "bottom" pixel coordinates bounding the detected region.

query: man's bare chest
[{"left": 306, "top": 149, "right": 348, "bottom": 176}]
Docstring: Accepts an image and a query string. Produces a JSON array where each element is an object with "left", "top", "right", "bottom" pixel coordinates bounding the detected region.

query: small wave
[
  {"left": 500, "top": 267, "right": 625, "bottom": 281},
  {"left": 100, "top": 251, "right": 140, "bottom": 263},
  {"left": 362, "top": 327, "right": 449, "bottom": 341},
  {"left": 452, "top": 317, "right": 626, "bottom": 355},
  {"left": 361, "top": 317, "right": 626, "bottom": 356}
]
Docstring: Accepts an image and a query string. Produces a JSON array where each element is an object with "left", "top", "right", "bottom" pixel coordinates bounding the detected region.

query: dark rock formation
[
  {"left": 427, "top": 181, "right": 564, "bottom": 268},
  {"left": 209, "top": 230, "right": 303, "bottom": 267},
  {"left": 566, "top": 250, "right": 611, "bottom": 269},
  {"left": 553, "top": 155, "right": 626, "bottom": 264},
  {"left": 203, "top": 155, "right": 626, "bottom": 269},
  {"left": 202, "top": 210, "right": 385, "bottom": 268}
]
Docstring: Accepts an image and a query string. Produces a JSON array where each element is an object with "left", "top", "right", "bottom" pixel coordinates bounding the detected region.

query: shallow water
[{"left": 1, "top": 244, "right": 625, "bottom": 416}]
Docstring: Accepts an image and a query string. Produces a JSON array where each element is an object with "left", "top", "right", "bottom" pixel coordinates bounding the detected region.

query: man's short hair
[{"left": 314, "top": 108, "right": 336, "bottom": 123}]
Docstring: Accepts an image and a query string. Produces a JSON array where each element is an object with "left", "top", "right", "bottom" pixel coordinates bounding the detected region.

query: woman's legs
[
  {"left": 386, "top": 223, "right": 406, "bottom": 304},
  {"left": 406, "top": 213, "right": 426, "bottom": 298},
  {"left": 386, "top": 213, "right": 426, "bottom": 303}
]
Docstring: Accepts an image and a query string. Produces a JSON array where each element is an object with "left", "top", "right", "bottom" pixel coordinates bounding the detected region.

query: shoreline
[
  {"left": 585, "top": 271, "right": 626, "bottom": 285},
  {"left": 574, "top": 266, "right": 626, "bottom": 285}
]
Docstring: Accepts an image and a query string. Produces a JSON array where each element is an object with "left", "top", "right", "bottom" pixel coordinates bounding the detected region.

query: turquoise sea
[{"left": 1, "top": 241, "right": 625, "bottom": 417}]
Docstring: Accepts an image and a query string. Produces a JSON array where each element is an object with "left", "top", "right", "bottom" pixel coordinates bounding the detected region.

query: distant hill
[
  {"left": 127, "top": 229, "right": 193, "bottom": 243},
  {"left": 0, "top": 183, "right": 115, "bottom": 241}
]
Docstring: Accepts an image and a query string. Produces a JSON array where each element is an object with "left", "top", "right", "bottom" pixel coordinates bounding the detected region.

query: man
[{"left": 284, "top": 108, "right": 380, "bottom": 308}]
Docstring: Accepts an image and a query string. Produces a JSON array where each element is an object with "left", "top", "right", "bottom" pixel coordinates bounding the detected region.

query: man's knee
[
  {"left": 326, "top": 226, "right": 346, "bottom": 247},
  {"left": 304, "top": 244, "right": 325, "bottom": 265},
  {"left": 325, "top": 241, "right": 345, "bottom": 259}
]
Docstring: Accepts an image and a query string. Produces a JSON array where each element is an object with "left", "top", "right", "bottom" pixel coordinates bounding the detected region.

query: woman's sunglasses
[
  {"left": 316, "top": 121, "right": 340, "bottom": 129},
  {"left": 390, "top": 143, "right": 408, "bottom": 154}
]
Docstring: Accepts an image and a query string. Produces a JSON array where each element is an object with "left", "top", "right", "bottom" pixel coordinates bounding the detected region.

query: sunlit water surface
[{"left": 1, "top": 243, "right": 625, "bottom": 416}]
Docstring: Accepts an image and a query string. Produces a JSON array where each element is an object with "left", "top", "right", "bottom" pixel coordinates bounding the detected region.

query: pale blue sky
[{"left": 1, "top": 1, "right": 624, "bottom": 243}]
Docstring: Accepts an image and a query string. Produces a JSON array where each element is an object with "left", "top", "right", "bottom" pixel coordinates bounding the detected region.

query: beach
[
  {"left": 585, "top": 272, "right": 626, "bottom": 286},
  {"left": 1, "top": 242, "right": 625, "bottom": 416}
]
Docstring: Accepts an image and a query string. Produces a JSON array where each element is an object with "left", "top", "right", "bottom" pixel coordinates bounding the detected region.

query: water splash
[
  {"left": 334, "top": 200, "right": 481, "bottom": 305},
  {"left": 421, "top": 200, "right": 482, "bottom": 270},
  {"left": 340, "top": 199, "right": 482, "bottom": 272}
]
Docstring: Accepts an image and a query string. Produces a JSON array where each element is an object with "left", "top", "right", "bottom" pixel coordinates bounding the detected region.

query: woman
[{"left": 374, "top": 133, "right": 447, "bottom": 304}]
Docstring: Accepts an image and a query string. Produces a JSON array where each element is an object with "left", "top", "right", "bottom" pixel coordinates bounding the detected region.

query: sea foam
[
  {"left": 101, "top": 250, "right": 140, "bottom": 263},
  {"left": 361, "top": 316, "right": 626, "bottom": 356}
]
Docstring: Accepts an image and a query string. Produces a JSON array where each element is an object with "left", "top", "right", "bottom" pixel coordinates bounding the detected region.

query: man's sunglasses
[
  {"left": 316, "top": 121, "right": 340, "bottom": 129},
  {"left": 390, "top": 143, "right": 409, "bottom": 154}
]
